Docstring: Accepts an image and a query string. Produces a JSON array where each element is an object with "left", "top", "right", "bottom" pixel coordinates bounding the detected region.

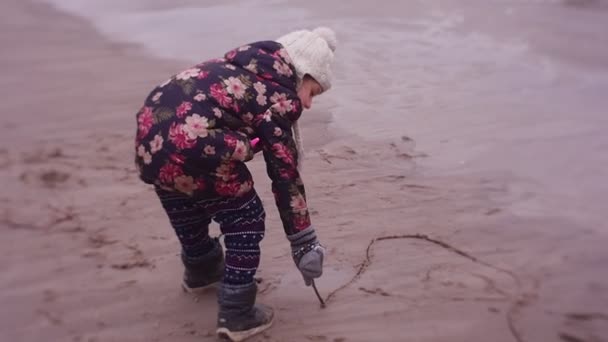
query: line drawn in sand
[{"left": 315, "top": 233, "right": 534, "bottom": 342}]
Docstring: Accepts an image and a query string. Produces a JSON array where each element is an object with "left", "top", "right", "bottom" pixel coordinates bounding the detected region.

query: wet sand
[{"left": 1, "top": 1, "right": 607, "bottom": 342}]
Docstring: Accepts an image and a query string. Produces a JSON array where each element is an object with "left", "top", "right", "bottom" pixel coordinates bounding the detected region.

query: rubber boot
[
  {"left": 216, "top": 282, "right": 274, "bottom": 341},
  {"left": 181, "top": 238, "right": 224, "bottom": 293}
]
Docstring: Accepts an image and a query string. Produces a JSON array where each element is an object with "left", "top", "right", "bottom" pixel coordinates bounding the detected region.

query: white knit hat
[{"left": 276, "top": 27, "right": 337, "bottom": 92}]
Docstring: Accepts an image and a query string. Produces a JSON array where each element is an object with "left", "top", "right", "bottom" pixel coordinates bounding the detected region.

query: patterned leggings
[{"left": 155, "top": 187, "right": 265, "bottom": 286}]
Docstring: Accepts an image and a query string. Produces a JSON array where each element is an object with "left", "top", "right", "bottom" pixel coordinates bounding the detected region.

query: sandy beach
[{"left": 1, "top": 0, "right": 607, "bottom": 341}]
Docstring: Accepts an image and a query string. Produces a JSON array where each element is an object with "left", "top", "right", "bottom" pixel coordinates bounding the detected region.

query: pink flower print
[
  {"left": 226, "top": 50, "right": 237, "bottom": 60},
  {"left": 184, "top": 114, "right": 209, "bottom": 139},
  {"left": 174, "top": 175, "right": 196, "bottom": 195},
  {"left": 169, "top": 153, "right": 185, "bottom": 165},
  {"left": 253, "top": 111, "right": 272, "bottom": 126},
  {"left": 223, "top": 77, "right": 246, "bottom": 99},
  {"left": 254, "top": 82, "right": 266, "bottom": 95},
  {"left": 210, "top": 83, "right": 232, "bottom": 108},
  {"left": 278, "top": 48, "right": 293, "bottom": 64},
  {"left": 260, "top": 73, "right": 273, "bottom": 80},
  {"left": 254, "top": 82, "right": 267, "bottom": 105},
  {"left": 273, "top": 127, "right": 283, "bottom": 137},
  {"left": 256, "top": 95, "right": 267, "bottom": 106},
  {"left": 197, "top": 70, "right": 210, "bottom": 79},
  {"left": 137, "top": 106, "right": 154, "bottom": 139},
  {"left": 290, "top": 194, "right": 308, "bottom": 215},
  {"left": 279, "top": 168, "right": 297, "bottom": 180},
  {"left": 273, "top": 60, "right": 293, "bottom": 77},
  {"left": 224, "top": 135, "right": 237, "bottom": 149},
  {"left": 232, "top": 140, "right": 249, "bottom": 161},
  {"left": 270, "top": 92, "right": 293, "bottom": 115},
  {"left": 213, "top": 108, "right": 223, "bottom": 118},
  {"left": 203, "top": 145, "right": 216, "bottom": 156},
  {"left": 159, "top": 163, "right": 183, "bottom": 186},
  {"left": 136, "top": 144, "right": 153, "bottom": 165},
  {"left": 168, "top": 123, "right": 196, "bottom": 150},
  {"left": 151, "top": 91, "right": 163, "bottom": 103},
  {"left": 215, "top": 181, "right": 240, "bottom": 197},
  {"left": 294, "top": 215, "right": 311, "bottom": 231},
  {"left": 176, "top": 101, "right": 192, "bottom": 118},
  {"left": 142, "top": 152, "right": 152, "bottom": 165},
  {"left": 194, "top": 93, "right": 207, "bottom": 102},
  {"left": 272, "top": 143, "right": 295, "bottom": 166},
  {"left": 215, "top": 163, "right": 237, "bottom": 182},
  {"left": 175, "top": 68, "right": 200, "bottom": 81},
  {"left": 150, "top": 134, "right": 164, "bottom": 154},
  {"left": 196, "top": 178, "right": 206, "bottom": 191},
  {"left": 137, "top": 144, "right": 146, "bottom": 158}
]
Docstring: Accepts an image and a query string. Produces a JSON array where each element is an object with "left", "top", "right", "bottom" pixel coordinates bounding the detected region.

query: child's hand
[
  {"left": 288, "top": 227, "right": 325, "bottom": 286},
  {"left": 295, "top": 243, "right": 325, "bottom": 286}
]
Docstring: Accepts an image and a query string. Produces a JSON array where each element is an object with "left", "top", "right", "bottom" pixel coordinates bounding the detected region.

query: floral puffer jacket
[{"left": 134, "top": 41, "right": 310, "bottom": 235}]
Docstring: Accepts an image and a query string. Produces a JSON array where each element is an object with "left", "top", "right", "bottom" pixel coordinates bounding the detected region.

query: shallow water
[{"left": 42, "top": 0, "right": 608, "bottom": 229}]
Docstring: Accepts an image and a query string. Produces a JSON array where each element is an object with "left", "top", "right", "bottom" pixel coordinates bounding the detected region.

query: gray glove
[{"left": 287, "top": 227, "right": 325, "bottom": 286}]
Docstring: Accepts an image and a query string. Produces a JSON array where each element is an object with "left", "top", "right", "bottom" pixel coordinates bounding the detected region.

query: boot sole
[
  {"left": 216, "top": 317, "right": 273, "bottom": 342},
  {"left": 181, "top": 280, "right": 220, "bottom": 294}
]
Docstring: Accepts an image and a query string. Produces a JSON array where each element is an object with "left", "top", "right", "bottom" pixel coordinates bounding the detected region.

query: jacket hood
[{"left": 224, "top": 41, "right": 299, "bottom": 92}]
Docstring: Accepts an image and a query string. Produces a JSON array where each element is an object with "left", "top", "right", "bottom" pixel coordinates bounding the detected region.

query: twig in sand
[{"left": 311, "top": 280, "right": 326, "bottom": 308}]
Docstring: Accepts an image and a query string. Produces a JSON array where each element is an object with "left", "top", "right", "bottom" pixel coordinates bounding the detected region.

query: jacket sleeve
[{"left": 252, "top": 96, "right": 311, "bottom": 236}]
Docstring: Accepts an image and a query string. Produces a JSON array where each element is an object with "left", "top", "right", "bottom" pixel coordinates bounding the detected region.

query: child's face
[{"left": 297, "top": 76, "right": 323, "bottom": 110}]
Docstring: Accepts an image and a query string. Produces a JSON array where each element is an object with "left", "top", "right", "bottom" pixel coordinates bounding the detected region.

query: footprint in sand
[
  {"left": 389, "top": 138, "right": 428, "bottom": 160},
  {"left": 21, "top": 147, "right": 66, "bottom": 164},
  {"left": 258, "top": 276, "right": 281, "bottom": 295},
  {"left": 110, "top": 244, "right": 154, "bottom": 270},
  {"left": 19, "top": 168, "right": 81, "bottom": 189}
]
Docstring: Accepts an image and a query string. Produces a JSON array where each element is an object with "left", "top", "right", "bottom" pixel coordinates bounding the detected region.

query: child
[{"left": 134, "top": 27, "right": 336, "bottom": 341}]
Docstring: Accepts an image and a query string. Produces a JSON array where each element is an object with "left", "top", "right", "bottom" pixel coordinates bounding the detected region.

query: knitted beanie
[
  {"left": 276, "top": 27, "right": 337, "bottom": 172},
  {"left": 276, "top": 27, "right": 337, "bottom": 92}
]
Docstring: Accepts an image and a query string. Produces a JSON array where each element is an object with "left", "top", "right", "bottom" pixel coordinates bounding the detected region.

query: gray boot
[
  {"left": 181, "top": 238, "right": 224, "bottom": 293},
  {"left": 216, "top": 282, "right": 274, "bottom": 342}
]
